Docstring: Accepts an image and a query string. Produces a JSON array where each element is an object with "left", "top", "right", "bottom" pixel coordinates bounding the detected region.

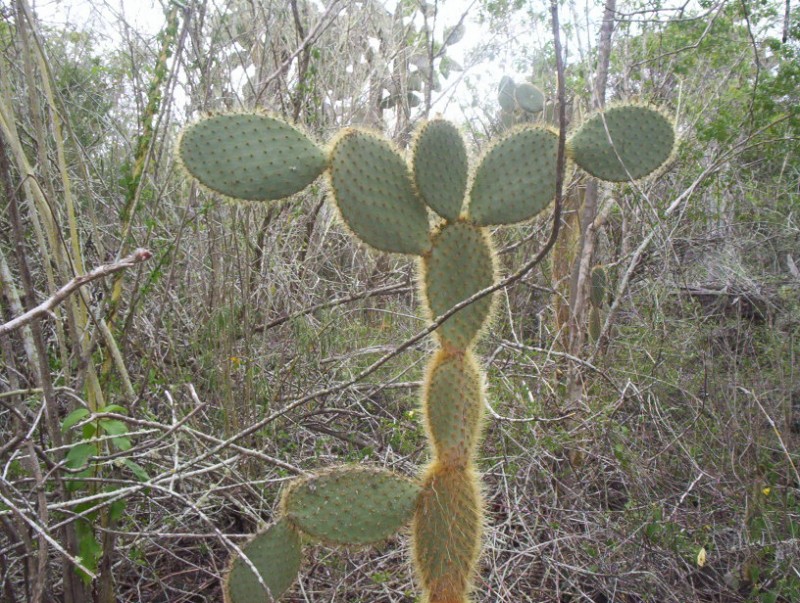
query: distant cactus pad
[
  {"left": 282, "top": 467, "right": 421, "bottom": 545},
  {"left": 423, "top": 222, "right": 496, "bottom": 350},
  {"left": 590, "top": 265, "right": 607, "bottom": 307},
  {"left": 469, "top": 126, "right": 558, "bottom": 226},
  {"left": 569, "top": 105, "right": 675, "bottom": 182},
  {"left": 498, "top": 76, "right": 516, "bottom": 112},
  {"left": 178, "top": 114, "right": 327, "bottom": 201},
  {"left": 423, "top": 351, "right": 484, "bottom": 467},
  {"left": 412, "top": 465, "right": 482, "bottom": 603},
  {"left": 329, "top": 129, "right": 431, "bottom": 255},
  {"left": 514, "top": 82, "right": 545, "bottom": 113},
  {"left": 589, "top": 306, "right": 602, "bottom": 341},
  {"left": 413, "top": 119, "right": 468, "bottom": 222},
  {"left": 223, "top": 519, "right": 302, "bottom": 603}
]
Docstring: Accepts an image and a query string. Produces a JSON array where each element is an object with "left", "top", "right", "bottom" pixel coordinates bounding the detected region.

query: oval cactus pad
[
  {"left": 412, "top": 119, "right": 469, "bottom": 222},
  {"left": 178, "top": 113, "right": 327, "bottom": 201},
  {"left": 329, "top": 129, "right": 431, "bottom": 255},
  {"left": 569, "top": 105, "right": 675, "bottom": 182},
  {"left": 423, "top": 222, "right": 495, "bottom": 350},
  {"left": 514, "top": 82, "right": 545, "bottom": 113},
  {"left": 282, "top": 467, "right": 421, "bottom": 545},
  {"left": 223, "top": 519, "right": 302, "bottom": 603},
  {"left": 469, "top": 126, "right": 558, "bottom": 226},
  {"left": 423, "top": 351, "right": 484, "bottom": 467}
]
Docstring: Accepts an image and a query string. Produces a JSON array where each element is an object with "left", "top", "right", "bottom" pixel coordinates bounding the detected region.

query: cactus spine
[{"left": 177, "top": 96, "right": 676, "bottom": 602}]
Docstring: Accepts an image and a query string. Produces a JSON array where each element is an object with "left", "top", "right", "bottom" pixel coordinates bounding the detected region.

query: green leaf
[
  {"left": 224, "top": 520, "right": 302, "bottom": 603},
  {"left": 99, "top": 419, "right": 128, "bottom": 436},
  {"left": 102, "top": 404, "right": 128, "bottom": 414},
  {"left": 112, "top": 437, "right": 132, "bottom": 451},
  {"left": 74, "top": 519, "right": 101, "bottom": 584},
  {"left": 66, "top": 443, "right": 97, "bottom": 469},
  {"left": 122, "top": 459, "right": 149, "bottom": 481},
  {"left": 109, "top": 499, "right": 127, "bottom": 522},
  {"left": 62, "top": 408, "right": 90, "bottom": 432}
]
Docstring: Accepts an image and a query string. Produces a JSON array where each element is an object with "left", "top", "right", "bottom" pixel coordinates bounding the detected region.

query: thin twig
[
  {"left": 739, "top": 387, "right": 800, "bottom": 487},
  {"left": 0, "top": 248, "right": 152, "bottom": 336}
]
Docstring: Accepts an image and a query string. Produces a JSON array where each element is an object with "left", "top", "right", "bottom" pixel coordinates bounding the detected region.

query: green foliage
[
  {"left": 422, "top": 351, "right": 484, "bottom": 466},
  {"left": 497, "top": 75, "right": 517, "bottom": 111},
  {"left": 423, "top": 222, "right": 495, "bottom": 349},
  {"left": 514, "top": 81, "right": 545, "bottom": 113}
]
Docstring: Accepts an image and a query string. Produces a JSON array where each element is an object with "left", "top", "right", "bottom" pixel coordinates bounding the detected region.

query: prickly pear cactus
[
  {"left": 178, "top": 98, "right": 676, "bottom": 602},
  {"left": 496, "top": 75, "right": 546, "bottom": 129}
]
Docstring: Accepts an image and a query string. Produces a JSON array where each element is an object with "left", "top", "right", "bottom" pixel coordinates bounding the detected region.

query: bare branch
[{"left": 0, "top": 249, "right": 153, "bottom": 336}]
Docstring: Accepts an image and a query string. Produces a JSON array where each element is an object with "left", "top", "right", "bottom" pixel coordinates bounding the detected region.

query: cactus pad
[
  {"left": 589, "top": 306, "right": 602, "bottom": 341},
  {"left": 590, "top": 265, "right": 607, "bottom": 308},
  {"left": 469, "top": 126, "right": 558, "bottom": 226},
  {"left": 223, "top": 519, "right": 302, "bottom": 603},
  {"left": 282, "top": 467, "right": 421, "bottom": 545},
  {"left": 413, "top": 119, "right": 468, "bottom": 222},
  {"left": 329, "top": 129, "right": 431, "bottom": 255},
  {"left": 423, "top": 222, "right": 496, "bottom": 350},
  {"left": 498, "top": 76, "right": 516, "bottom": 112},
  {"left": 515, "top": 82, "right": 545, "bottom": 113},
  {"left": 423, "top": 351, "right": 484, "bottom": 468},
  {"left": 178, "top": 114, "right": 327, "bottom": 201},
  {"left": 568, "top": 105, "right": 675, "bottom": 182},
  {"left": 413, "top": 465, "right": 482, "bottom": 603}
]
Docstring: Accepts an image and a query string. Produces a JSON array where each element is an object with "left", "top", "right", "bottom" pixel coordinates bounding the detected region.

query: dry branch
[{"left": 0, "top": 248, "right": 153, "bottom": 336}]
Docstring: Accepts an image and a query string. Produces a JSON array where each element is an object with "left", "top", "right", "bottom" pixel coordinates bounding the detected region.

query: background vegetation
[{"left": 0, "top": 0, "right": 798, "bottom": 601}]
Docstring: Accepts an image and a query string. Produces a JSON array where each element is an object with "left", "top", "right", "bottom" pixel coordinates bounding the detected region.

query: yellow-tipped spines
[{"left": 412, "top": 463, "right": 483, "bottom": 603}]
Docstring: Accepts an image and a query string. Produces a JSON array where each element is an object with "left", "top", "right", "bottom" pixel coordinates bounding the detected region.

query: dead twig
[{"left": 0, "top": 248, "right": 152, "bottom": 336}]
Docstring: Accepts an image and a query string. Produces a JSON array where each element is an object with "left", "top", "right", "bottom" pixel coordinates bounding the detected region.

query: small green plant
[
  {"left": 61, "top": 404, "right": 149, "bottom": 581},
  {"left": 177, "top": 96, "right": 675, "bottom": 602}
]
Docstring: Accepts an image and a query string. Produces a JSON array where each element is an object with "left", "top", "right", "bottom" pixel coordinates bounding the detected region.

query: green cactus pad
[
  {"left": 423, "top": 222, "right": 495, "bottom": 350},
  {"left": 514, "top": 82, "right": 545, "bottom": 113},
  {"left": 423, "top": 351, "right": 484, "bottom": 467},
  {"left": 223, "top": 519, "right": 302, "bottom": 603},
  {"left": 412, "top": 119, "right": 468, "bottom": 222},
  {"left": 498, "top": 76, "right": 516, "bottom": 112},
  {"left": 589, "top": 306, "right": 602, "bottom": 341},
  {"left": 178, "top": 113, "right": 327, "bottom": 201},
  {"left": 568, "top": 105, "right": 675, "bottom": 182},
  {"left": 468, "top": 126, "right": 558, "bottom": 226},
  {"left": 329, "top": 129, "right": 431, "bottom": 255},
  {"left": 282, "top": 467, "right": 421, "bottom": 545},
  {"left": 413, "top": 465, "right": 482, "bottom": 603},
  {"left": 590, "top": 265, "right": 607, "bottom": 308}
]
